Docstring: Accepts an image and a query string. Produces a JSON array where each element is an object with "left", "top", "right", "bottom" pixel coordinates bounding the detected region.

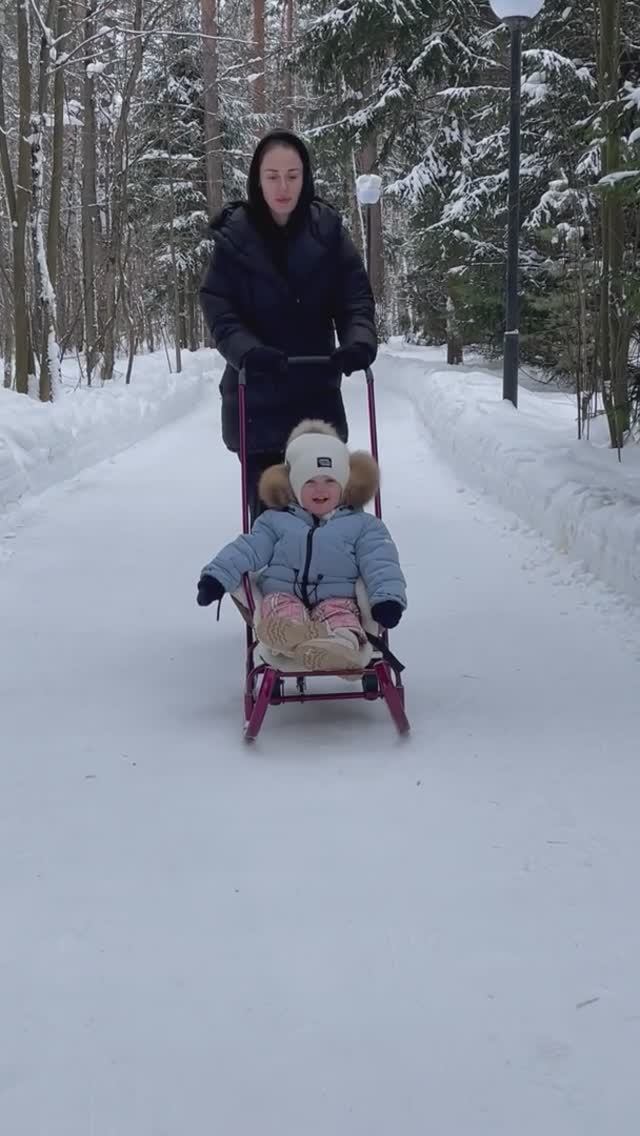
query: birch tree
[{"left": 81, "top": 0, "right": 100, "bottom": 384}]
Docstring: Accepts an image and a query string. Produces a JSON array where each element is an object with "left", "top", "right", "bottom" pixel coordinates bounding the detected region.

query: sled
[{"left": 235, "top": 356, "right": 410, "bottom": 743}]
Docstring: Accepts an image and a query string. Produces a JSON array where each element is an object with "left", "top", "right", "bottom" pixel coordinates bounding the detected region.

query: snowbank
[
  {"left": 0, "top": 350, "right": 221, "bottom": 514},
  {"left": 384, "top": 347, "right": 640, "bottom": 604}
]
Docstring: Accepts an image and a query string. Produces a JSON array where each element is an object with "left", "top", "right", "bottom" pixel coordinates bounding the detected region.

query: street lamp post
[
  {"left": 490, "top": 0, "right": 544, "bottom": 408},
  {"left": 356, "top": 173, "right": 383, "bottom": 281}
]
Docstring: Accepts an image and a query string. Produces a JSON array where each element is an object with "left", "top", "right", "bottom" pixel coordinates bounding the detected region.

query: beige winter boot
[
  {"left": 256, "top": 613, "right": 328, "bottom": 658},
  {"left": 293, "top": 629, "right": 363, "bottom": 672}
]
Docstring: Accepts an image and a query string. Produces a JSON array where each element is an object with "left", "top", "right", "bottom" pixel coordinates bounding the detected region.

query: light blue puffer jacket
[{"left": 201, "top": 504, "right": 406, "bottom": 610}]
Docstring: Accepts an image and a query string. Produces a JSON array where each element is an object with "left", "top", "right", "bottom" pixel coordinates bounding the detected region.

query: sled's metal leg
[
  {"left": 375, "top": 662, "right": 410, "bottom": 737},
  {"left": 244, "top": 668, "right": 277, "bottom": 742},
  {"left": 244, "top": 691, "right": 255, "bottom": 724}
]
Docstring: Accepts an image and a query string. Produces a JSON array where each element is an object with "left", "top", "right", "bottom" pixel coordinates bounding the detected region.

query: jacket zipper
[{"left": 300, "top": 517, "right": 320, "bottom": 609}]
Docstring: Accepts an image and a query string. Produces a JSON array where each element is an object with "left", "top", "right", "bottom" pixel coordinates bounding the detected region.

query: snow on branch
[
  {"left": 407, "top": 35, "right": 449, "bottom": 75},
  {"left": 576, "top": 144, "right": 601, "bottom": 179},
  {"left": 385, "top": 142, "right": 449, "bottom": 199},
  {"left": 440, "top": 85, "right": 508, "bottom": 102},
  {"left": 526, "top": 179, "right": 590, "bottom": 229},
  {"left": 307, "top": 0, "right": 422, "bottom": 38},
  {"left": 596, "top": 170, "right": 640, "bottom": 190},
  {"left": 522, "top": 48, "right": 596, "bottom": 87}
]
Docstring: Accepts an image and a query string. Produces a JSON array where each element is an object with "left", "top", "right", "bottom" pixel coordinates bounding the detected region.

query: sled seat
[{"left": 231, "top": 576, "right": 378, "bottom": 672}]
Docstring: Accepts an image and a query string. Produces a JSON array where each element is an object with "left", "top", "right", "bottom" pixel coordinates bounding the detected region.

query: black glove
[
  {"left": 243, "top": 346, "right": 287, "bottom": 377},
  {"left": 371, "top": 600, "right": 403, "bottom": 629},
  {"left": 197, "top": 575, "right": 225, "bottom": 607},
  {"left": 331, "top": 344, "right": 373, "bottom": 377}
]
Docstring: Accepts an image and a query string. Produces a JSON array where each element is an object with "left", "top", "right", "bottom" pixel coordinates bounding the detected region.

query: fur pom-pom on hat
[{"left": 259, "top": 419, "right": 380, "bottom": 510}]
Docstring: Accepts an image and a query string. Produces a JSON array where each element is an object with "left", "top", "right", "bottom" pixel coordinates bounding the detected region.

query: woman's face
[{"left": 259, "top": 145, "right": 304, "bottom": 224}]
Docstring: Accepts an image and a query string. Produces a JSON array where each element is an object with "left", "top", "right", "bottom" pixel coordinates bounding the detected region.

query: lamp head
[
  {"left": 490, "top": 0, "right": 544, "bottom": 18},
  {"left": 356, "top": 174, "right": 383, "bottom": 206}
]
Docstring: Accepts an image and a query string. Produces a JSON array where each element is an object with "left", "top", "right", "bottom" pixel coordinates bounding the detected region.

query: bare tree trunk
[
  {"left": 122, "top": 238, "right": 137, "bottom": 385},
  {"left": 48, "top": 1, "right": 66, "bottom": 288},
  {"left": 81, "top": 0, "right": 99, "bottom": 384},
  {"left": 359, "top": 134, "right": 384, "bottom": 317},
  {"left": 0, "top": 38, "right": 15, "bottom": 388},
  {"left": 189, "top": 275, "right": 199, "bottom": 351},
  {"left": 32, "top": 0, "right": 62, "bottom": 402},
  {"left": 140, "top": 298, "right": 155, "bottom": 353},
  {"left": 1, "top": 221, "right": 12, "bottom": 387},
  {"left": 572, "top": 210, "right": 590, "bottom": 440},
  {"left": 0, "top": 213, "right": 12, "bottom": 386},
  {"left": 446, "top": 276, "right": 463, "bottom": 365},
  {"left": 101, "top": 0, "right": 144, "bottom": 381},
  {"left": 14, "top": 0, "right": 35, "bottom": 394},
  {"left": 598, "top": 0, "right": 629, "bottom": 449},
  {"left": 252, "top": 0, "right": 266, "bottom": 115},
  {"left": 163, "top": 43, "right": 182, "bottom": 374},
  {"left": 201, "top": 0, "right": 224, "bottom": 215},
  {"left": 178, "top": 274, "right": 187, "bottom": 349},
  {"left": 400, "top": 251, "right": 414, "bottom": 338},
  {"left": 2, "top": 325, "right": 12, "bottom": 387},
  {"left": 61, "top": 115, "right": 84, "bottom": 359},
  {"left": 282, "top": 0, "right": 295, "bottom": 129}
]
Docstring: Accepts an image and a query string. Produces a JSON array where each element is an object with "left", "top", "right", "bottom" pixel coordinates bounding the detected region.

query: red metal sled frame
[{"left": 238, "top": 356, "right": 410, "bottom": 742}]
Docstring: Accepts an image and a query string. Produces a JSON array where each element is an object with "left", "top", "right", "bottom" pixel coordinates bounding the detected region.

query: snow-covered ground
[
  {"left": 0, "top": 350, "right": 221, "bottom": 514},
  {"left": 385, "top": 341, "right": 640, "bottom": 604},
  {"left": 4, "top": 344, "right": 638, "bottom": 604},
  {"left": 1, "top": 351, "right": 640, "bottom": 1133}
]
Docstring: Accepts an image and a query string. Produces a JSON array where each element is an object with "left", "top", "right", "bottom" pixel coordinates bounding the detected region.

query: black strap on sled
[{"left": 366, "top": 632, "right": 405, "bottom": 674}]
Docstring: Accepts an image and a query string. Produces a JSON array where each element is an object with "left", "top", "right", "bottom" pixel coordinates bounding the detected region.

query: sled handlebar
[
  {"left": 289, "top": 355, "right": 332, "bottom": 366},
  {"left": 238, "top": 357, "right": 374, "bottom": 383}
]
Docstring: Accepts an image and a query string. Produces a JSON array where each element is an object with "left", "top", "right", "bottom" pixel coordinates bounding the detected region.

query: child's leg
[
  {"left": 256, "top": 592, "right": 325, "bottom": 657},
  {"left": 295, "top": 597, "right": 365, "bottom": 672},
  {"left": 312, "top": 598, "right": 366, "bottom": 646}
]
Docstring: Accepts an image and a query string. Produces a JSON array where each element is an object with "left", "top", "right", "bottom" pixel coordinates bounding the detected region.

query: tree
[
  {"left": 14, "top": 0, "right": 35, "bottom": 394},
  {"left": 252, "top": 0, "right": 266, "bottom": 115},
  {"left": 81, "top": 0, "right": 100, "bottom": 384},
  {"left": 100, "top": 0, "right": 150, "bottom": 382},
  {"left": 597, "top": 0, "right": 630, "bottom": 448},
  {"left": 200, "top": 0, "right": 223, "bottom": 215},
  {"left": 298, "top": 0, "right": 494, "bottom": 332},
  {"left": 31, "top": 0, "right": 63, "bottom": 401},
  {"left": 282, "top": 0, "right": 296, "bottom": 129}
]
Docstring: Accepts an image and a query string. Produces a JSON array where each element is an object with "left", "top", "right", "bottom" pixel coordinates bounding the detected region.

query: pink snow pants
[{"left": 261, "top": 593, "right": 366, "bottom": 643}]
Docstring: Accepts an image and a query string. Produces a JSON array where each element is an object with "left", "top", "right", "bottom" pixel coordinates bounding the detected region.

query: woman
[{"left": 199, "top": 129, "right": 377, "bottom": 521}]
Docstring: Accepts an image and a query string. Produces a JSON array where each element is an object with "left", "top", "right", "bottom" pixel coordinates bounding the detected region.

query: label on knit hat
[{"left": 317, "top": 457, "right": 332, "bottom": 468}]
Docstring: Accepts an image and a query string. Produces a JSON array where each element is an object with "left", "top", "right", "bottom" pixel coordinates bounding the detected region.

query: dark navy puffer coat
[{"left": 199, "top": 200, "right": 377, "bottom": 454}]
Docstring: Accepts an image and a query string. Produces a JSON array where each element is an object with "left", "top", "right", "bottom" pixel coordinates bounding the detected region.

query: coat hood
[
  {"left": 207, "top": 132, "right": 315, "bottom": 247},
  {"left": 247, "top": 130, "right": 316, "bottom": 220},
  {"left": 259, "top": 419, "right": 380, "bottom": 511}
]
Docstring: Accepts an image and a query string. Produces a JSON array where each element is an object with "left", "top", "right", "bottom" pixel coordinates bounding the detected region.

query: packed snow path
[{"left": 2, "top": 363, "right": 640, "bottom": 1135}]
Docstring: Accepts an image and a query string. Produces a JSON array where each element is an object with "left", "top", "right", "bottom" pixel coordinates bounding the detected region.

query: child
[{"left": 197, "top": 420, "right": 406, "bottom": 671}]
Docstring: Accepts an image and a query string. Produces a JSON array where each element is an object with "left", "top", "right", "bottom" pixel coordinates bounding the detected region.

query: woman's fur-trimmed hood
[{"left": 259, "top": 419, "right": 380, "bottom": 510}]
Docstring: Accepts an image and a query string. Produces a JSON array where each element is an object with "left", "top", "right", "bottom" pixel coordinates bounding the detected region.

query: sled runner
[{"left": 234, "top": 357, "right": 410, "bottom": 742}]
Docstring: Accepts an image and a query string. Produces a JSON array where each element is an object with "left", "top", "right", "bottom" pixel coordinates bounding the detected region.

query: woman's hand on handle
[
  {"left": 243, "top": 346, "right": 287, "bottom": 377},
  {"left": 331, "top": 343, "right": 374, "bottom": 376}
]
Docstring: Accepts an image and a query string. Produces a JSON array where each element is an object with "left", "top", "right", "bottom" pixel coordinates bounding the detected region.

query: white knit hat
[{"left": 286, "top": 430, "right": 351, "bottom": 504}]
